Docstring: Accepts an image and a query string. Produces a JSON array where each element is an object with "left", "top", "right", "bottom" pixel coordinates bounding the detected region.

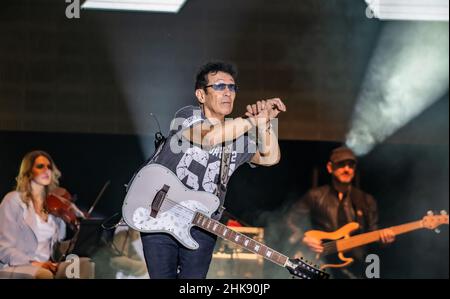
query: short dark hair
[{"left": 195, "top": 61, "right": 237, "bottom": 92}]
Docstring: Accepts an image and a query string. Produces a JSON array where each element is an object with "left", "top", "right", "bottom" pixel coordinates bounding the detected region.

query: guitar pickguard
[
  {"left": 122, "top": 163, "right": 220, "bottom": 250},
  {"left": 131, "top": 199, "right": 211, "bottom": 249}
]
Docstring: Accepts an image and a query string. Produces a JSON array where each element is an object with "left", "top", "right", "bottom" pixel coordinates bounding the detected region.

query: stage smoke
[{"left": 346, "top": 22, "right": 448, "bottom": 156}]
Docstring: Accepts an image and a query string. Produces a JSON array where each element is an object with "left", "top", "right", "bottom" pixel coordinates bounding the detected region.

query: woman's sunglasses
[{"left": 35, "top": 163, "right": 53, "bottom": 170}]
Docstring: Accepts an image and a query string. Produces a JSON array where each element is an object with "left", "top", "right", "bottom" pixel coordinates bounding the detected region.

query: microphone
[{"left": 149, "top": 113, "right": 165, "bottom": 149}]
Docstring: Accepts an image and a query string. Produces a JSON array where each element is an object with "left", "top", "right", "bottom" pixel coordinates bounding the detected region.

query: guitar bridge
[{"left": 150, "top": 184, "right": 170, "bottom": 218}]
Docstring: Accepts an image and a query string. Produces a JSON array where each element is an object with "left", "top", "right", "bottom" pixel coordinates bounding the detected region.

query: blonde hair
[{"left": 15, "top": 150, "right": 61, "bottom": 207}]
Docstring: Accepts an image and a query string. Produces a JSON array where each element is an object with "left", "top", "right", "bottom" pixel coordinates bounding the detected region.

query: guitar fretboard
[
  {"left": 336, "top": 220, "right": 424, "bottom": 253},
  {"left": 193, "top": 213, "right": 288, "bottom": 267}
]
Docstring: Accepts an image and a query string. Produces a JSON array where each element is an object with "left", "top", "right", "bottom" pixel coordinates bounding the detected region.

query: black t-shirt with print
[{"left": 151, "top": 105, "right": 256, "bottom": 219}]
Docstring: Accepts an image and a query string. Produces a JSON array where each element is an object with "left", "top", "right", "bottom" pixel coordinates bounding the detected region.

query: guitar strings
[
  {"left": 321, "top": 241, "right": 337, "bottom": 255},
  {"left": 145, "top": 194, "right": 207, "bottom": 219},
  {"left": 140, "top": 193, "right": 327, "bottom": 276},
  {"left": 159, "top": 197, "right": 197, "bottom": 214},
  {"left": 143, "top": 195, "right": 285, "bottom": 252},
  {"left": 147, "top": 196, "right": 286, "bottom": 259},
  {"left": 152, "top": 195, "right": 339, "bottom": 257},
  {"left": 158, "top": 197, "right": 279, "bottom": 253}
]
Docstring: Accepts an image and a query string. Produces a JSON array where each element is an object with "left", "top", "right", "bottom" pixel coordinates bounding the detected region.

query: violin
[{"left": 46, "top": 187, "right": 88, "bottom": 229}]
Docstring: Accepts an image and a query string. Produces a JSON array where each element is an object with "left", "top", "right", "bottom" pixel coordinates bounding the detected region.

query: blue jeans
[{"left": 141, "top": 227, "right": 217, "bottom": 279}]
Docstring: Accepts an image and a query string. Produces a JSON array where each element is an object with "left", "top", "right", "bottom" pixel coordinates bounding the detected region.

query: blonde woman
[{"left": 0, "top": 150, "right": 93, "bottom": 279}]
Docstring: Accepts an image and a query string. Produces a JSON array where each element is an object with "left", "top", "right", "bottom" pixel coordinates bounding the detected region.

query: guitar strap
[
  {"left": 214, "top": 142, "right": 233, "bottom": 219},
  {"left": 349, "top": 188, "right": 368, "bottom": 232},
  {"left": 125, "top": 132, "right": 166, "bottom": 193}
]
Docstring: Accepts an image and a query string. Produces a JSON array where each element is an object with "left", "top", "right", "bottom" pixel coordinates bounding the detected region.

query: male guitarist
[
  {"left": 140, "top": 61, "right": 286, "bottom": 278},
  {"left": 286, "top": 146, "right": 395, "bottom": 278}
]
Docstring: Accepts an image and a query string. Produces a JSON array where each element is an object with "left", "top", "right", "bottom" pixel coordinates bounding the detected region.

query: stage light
[
  {"left": 346, "top": 22, "right": 449, "bottom": 156},
  {"left": 81, "top": 0, "right": 188, "bottom": 13},
  {"left": 365, "top": 0, "right": 449, "bottom": 21}
]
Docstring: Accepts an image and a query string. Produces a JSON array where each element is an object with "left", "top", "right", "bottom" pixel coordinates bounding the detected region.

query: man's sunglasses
[
  {"left": 333, "top": 160, "right": 356, "bottom": 169},
  {"left": 35, "top": 163, "right": 53, "bottom": 170},
  {"left": 205, "top": 83, "right": 238, "bottom": 93}
]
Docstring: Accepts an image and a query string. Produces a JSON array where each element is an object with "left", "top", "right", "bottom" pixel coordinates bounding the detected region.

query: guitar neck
[
  {"left": 193, "top": 212, "right": 288, "bottom": 267},
  {"left": 337, "top": 220, "right": 424, "bottom": 252}
]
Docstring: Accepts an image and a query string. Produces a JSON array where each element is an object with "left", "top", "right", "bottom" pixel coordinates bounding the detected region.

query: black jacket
[
  {"left": 288, "top": 185, "right": 379, "bottom": 234},
  {"left": 287, "top": 184, "right": 379, "bottom": 268}
]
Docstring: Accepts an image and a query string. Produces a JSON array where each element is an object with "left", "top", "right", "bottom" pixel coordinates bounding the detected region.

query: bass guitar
[{"left": 304, "top": 211, "right": 449, "bottom": 269}]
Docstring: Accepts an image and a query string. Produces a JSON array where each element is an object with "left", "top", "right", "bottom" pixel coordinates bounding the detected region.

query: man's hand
[
  {"left": 379, "top": 229, "right": 396, "bottom": 244},
  {"left": 302, "top": 235, "right": 324, "bottom": 254},
  {"left": 245, "top": 98, "right": 287, "bottom": 122},
  {"left": 31, "top": 261, "right": 58, "bottom": 273}
]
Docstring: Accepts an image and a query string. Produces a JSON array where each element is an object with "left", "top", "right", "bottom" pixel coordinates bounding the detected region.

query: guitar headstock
[
  {"left": 422, "top": 210, "right": 449, "bottom": 231},
  {"left": 286, "top": 257, "right": 330, "bottom": 279}
]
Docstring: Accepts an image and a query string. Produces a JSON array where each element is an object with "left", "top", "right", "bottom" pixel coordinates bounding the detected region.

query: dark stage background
[{"left": 0, "top": 0, "right": 448, "bottom": 278}]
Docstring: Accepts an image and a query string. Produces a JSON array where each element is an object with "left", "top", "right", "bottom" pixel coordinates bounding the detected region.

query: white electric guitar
[{"left": 122, "top": 163, "right": 329, "bottom": 279}]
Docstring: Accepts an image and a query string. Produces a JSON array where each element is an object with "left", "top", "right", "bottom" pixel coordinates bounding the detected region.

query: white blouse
[{"left": 33, "top": 212, "right": 58, "bottom": 262}]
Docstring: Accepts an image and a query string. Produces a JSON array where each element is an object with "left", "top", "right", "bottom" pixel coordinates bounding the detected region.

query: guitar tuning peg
[
  {"left": 440, "top": 210, "right": 448, "bottom": 215},
  {"left": 427, "top": 211, "right": 434, "bottom": 216},
  {"left": 435, "top": 228, "right": 441, "bottom": 234}
]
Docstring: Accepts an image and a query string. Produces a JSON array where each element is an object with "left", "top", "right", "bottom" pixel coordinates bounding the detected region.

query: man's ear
[
  {"left": 195, "top": 89, "right": 206, "bottom": 104},
  {"left": 326, "top": 162, "right": 333, "bottom": 174}
]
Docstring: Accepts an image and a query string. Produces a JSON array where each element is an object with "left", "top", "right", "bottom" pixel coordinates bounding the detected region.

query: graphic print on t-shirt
[{"left": 175, "top": 146, "right": 238, "bottom": 194}]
